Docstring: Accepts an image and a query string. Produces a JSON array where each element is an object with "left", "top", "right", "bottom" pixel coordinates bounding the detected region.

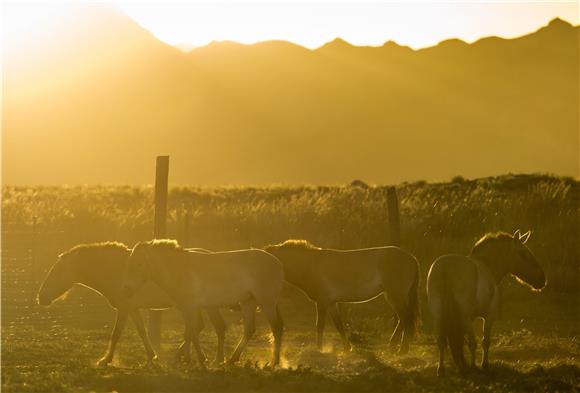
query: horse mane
[
  {"left": 471, "top": 231, "right": 517, "bottom": 282},
  {"left": 471, "top": 232, "right": 514, "bottom": 254},
  {"left": 265, "top": 239, "right": 322, "bottom": 251},
  {"left": 59, "top": 241, "right": 130, "bottom": 259},
  {"left": 138, "top": 239, "right": 183, "bottom": 251}
]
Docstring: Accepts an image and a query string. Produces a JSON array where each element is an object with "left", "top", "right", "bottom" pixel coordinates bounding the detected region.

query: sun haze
[
  {"left": 113, "top": 0, "right": 578, "bottom": 50},
  {"left": 3, "top": 1, "right": 577, "bottom": 50},
  {"left": 1, "top": 1, "right": 578, "bottom": 185}
]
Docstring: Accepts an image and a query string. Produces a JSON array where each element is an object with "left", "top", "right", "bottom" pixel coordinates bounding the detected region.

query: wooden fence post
[
  {"left": 153, "top": 156, "right": 169, "bottom": 239},
  {"left": 183, "top": 208, "right": 191, "bottom": 247},
  {"left": 30, "top": 215, "right": 38, "bottom": 304},
  {"left": 386, "top": 186, "right": 401, "bottom": 246},
  {"left": 149, "top": 155, "right": 169, "bottom": 351}
]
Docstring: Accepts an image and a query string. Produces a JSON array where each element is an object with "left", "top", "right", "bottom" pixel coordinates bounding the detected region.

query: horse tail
[
  {"left": 148, "top": 309, "right": 164, "bottom": 351},
  {"left": 276, "top": 304, "right": 284, "bottom": 332},
  {"left": 404, "top": 258, "right": 420, "bottom": 340},
  {"left": 440, "top": 269, "right": 466, "bottom": 369}
]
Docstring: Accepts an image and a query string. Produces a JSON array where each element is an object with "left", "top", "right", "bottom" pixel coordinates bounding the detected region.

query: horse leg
[
  {"left": 481, "top": 319, "right": 494, "bottom": 370},
  {"left": 437, "top": 325, "right": 447, "bottom": 377},
  {"left": 97, "top": 308, "right": 129, "bottom": 366},
  {"left": 175, "top": 307, "right": 205, "bottom": 365},
  {"left": 148, "top": 309, "right": 163, "bottom": 354},
  {"left": 315, "top": 302, "right": 327, "bottom": 351},
  {"left": 329, "top": 303, "right": 351, "bottom": 352},
  {"left": 228, "top": 301, "right": 257, "bottom": 364},
  {"left": 386, "top": 294, "right": 408, "bottom": 353},
  {"left": 130, "top": 310, "right": 158, "bottom": 364},
  {"left": 464, "top": 319, "right": 476, "bottom": 368},
  {"left": 262, "top": 303, "right": 284, "bottom": 366},
  {"left": 206, "top": 307, "right": 226, "bottom": 365},
  {"left": 389, "top": 316, "right": 403, "bottom": 350},
  {"left": 186, "top": 307, "right": 207, "bottom": 370},
  {"left": 175, "top": 319, "right": 192, "bottom": 365}
]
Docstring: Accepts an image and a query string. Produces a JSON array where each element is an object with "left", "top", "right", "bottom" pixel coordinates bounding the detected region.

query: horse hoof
[
  {"left": 212, "top": 358, "right": 226, "bottom": 367},
  {"left": 175, "top": 353, "right": 192, "bottom": 365},
  {"left": 96, "top": 357, "right": 112, "bottom": 367},
  {"left": 146, "top": 356, "right": 161, "bottom": 368}
]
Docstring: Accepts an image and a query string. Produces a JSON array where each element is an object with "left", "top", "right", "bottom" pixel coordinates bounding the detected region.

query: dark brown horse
[
  {"left": 264, "top": 240, "right": 420, "bottom": 353},
  {"left": 426, "top": 230, "right": 546, "bottom": 377}
]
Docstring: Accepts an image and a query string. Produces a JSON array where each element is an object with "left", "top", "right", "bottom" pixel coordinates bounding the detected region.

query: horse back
[
  {"left": 427, "top": 255, "right": 478, "bottom": 315},
  {"left": 187, "top": 249, "right": 284, "bottom": 293},
  {"left": 309, "top": 247, "right": 416, "bottom": 302}
]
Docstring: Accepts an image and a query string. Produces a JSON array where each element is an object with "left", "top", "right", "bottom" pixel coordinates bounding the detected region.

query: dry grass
[{"left": 1, "top": 173, "right": 578, "bottom": 392}]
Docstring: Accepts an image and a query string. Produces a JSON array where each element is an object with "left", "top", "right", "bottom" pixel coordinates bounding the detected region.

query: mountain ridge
[
  {"left": 3, "top": 6, "right": 578, "bottom": 185},
  {"left": 184, "top": 17, "right": 578, "bottom": 54}
]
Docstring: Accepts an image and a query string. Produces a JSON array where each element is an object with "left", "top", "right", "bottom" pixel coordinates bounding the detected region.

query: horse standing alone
[
  {"left": 264, "top": 240, "right": 420, "bottom": 353},
  {"left": 123, "top": 240, "right": 285, "bottom": 368},
  {"left": 37, "top": 242, "right": 226, "bottom": 366},
  {"left": 426, "top": 230, "right": 546, "bottom": 377}
]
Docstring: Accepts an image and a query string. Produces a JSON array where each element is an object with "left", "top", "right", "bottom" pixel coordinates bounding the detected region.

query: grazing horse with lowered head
[
  {"left": 123, "top": 239, "right": 285, "bottom": 368},
  {"left": 37, "top": 242, "right": 226, "bottom": 366},
  {"left": 264, "top": 240, "right": 420, "bottom": 353},
  {"left": 426, "top": 230, "right": 546, "bottom": 377}
]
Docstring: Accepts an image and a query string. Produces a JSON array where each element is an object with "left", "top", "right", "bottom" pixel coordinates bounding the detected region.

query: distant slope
[{"left": 2, "top": 5, "right": 578, "bottom": 185}]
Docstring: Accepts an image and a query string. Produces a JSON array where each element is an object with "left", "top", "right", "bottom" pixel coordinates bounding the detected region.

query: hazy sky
[
  {"left": 2, "top": 1, "right": 578, "bottom": 50},
  {"left": 117, "top": 0, "right": 578, "bottom": 49}
]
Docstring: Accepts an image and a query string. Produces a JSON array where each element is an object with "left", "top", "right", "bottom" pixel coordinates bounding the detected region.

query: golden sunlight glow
[
  {"left": 2, "top": 1, "right": 578, "bottom": 51},
  {"left": 2, "top": 3, "right": 71, "bottom": 50},
  {"left": 113, "top": 0, "right": 579, "bottom": 49}
]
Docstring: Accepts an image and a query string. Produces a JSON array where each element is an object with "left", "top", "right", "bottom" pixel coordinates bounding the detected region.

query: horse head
[
  {"left": 37, "top": 253, "right": 75, "bottom": 306},
  {"left": 509, "top": 230, "right": 546, "bottom": 291}
]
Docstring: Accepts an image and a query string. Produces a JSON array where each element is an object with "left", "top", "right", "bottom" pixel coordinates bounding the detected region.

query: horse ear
[
  {"left": 520, "top": 230, "right": 532, "bottom": 244},
  {"left": 513, "top": 229, "right": 522, "bottom": 239}
]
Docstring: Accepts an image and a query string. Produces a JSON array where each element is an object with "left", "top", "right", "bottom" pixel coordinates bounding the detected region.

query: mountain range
[{"left": 3, "top": 5, "right": 578, "bottom": 185}]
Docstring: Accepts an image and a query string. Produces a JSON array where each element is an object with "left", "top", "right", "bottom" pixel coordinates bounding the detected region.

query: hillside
[{"left": 2, "top": 4, "right": 578, "bottom": 185}]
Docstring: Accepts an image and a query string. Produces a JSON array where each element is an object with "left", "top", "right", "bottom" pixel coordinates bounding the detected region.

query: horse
[
  {"left": 426, "top": 230, "right": 546, "bottom": 377},
  {"left": 123, "top": 239, "right": 285, "bottom": 368},
  {"left": 37, "top": 242, "right": 226, "bottom": 366},
  {"left": 263, "top": 240, "right": 420, "bottom": 353}
]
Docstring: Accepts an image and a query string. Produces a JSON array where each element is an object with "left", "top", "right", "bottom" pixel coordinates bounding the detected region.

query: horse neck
[
  {"left": 72, "top": 251, "right": 128, "bottom": 299},
  {"left": 470, "top": 246, "right": 509, "bottom": 284},
  {"left": 148, "top": 251, "right": 186, "bottom": 299},
  {"left": 280, "top": 250, "right": 317, "bottom": 288}
]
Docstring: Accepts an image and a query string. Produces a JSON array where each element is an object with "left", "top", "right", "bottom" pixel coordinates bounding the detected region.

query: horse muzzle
[
  {"left": 533, "top": 278, "right": 547, "bottom": 291},
  {"left": 37, "top": 295, "right": 53, "bottom": 306}
]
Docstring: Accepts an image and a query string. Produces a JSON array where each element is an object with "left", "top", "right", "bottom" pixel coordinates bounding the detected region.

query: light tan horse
[
  {"left": 264, "top": 240, "right": 420, "bottom": 353},
  {"left": 426, "top": 230, "right": 546, "bottom": 377},
  {"left": 37, "top": 242, "right": 226, "bottom": 366},
  {"left": 123, "top": 239, "right": 285, "bottom": 368}
]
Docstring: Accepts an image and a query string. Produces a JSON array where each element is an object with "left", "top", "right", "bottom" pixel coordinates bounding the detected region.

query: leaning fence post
[
  {"left": 149, "top": 155, "right": 169, "bottom": 351},
  {"left": 386, "top": 186, "right": 401, "bottom": 247},
  {"left": 30, "top": 215, "right": 38, "bottom": 305}
]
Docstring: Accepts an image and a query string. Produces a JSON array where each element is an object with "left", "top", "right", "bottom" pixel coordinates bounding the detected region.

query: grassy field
[{"left": 2, "top": 174, "right": 579, "bottom": 392}]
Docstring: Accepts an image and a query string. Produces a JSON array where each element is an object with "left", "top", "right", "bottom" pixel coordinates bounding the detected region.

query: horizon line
[{"left": 168, "top": 16, "right": 577, "bottom": 53}]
